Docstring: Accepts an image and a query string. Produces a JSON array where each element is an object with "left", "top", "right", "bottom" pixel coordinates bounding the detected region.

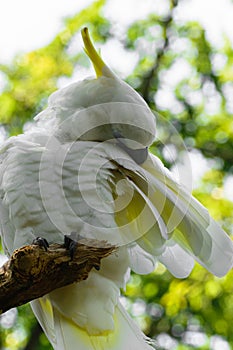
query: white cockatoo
[{"left": 0, "top": 27, "right": 233, "bottom": 350}]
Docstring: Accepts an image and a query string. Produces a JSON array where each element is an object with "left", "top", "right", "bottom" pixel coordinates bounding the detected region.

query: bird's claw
[
  {"left": 64, "top": 233, "right": 101, "bottom": 270},
  {"left": 32, "top": 237, "right": 49, "bottom": 251},
  {"left": 64, "top": 232, "right": 84, "bottom": 260}
]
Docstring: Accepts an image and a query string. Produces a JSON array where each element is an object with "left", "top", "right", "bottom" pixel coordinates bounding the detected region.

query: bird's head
[{"left": 46, "top": 28, "right": 156, "bottom": 164}]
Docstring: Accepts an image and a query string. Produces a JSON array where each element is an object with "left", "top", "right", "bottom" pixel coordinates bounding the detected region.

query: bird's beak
[
  {"left": 81, "top": 27, "right": 115, "bottom": 78},
  {"left": 113, "top": 131, "right": 149, "bottom": 164}
]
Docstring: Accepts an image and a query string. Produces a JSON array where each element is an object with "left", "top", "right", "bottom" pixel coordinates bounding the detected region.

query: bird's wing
[
  {"left": 106, "top": 145, "right": 233, "bottom": 277},
  {"left": 0, "top": 134, "right": 119, "bottom": 253}
]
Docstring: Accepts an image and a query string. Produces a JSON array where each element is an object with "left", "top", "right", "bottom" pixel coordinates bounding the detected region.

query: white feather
[
  {"left": 31, "top": 255, "right": 155, "bottom": 350},
  {"left": 31, "top": 296, "right": 155, "bottom": 350}
]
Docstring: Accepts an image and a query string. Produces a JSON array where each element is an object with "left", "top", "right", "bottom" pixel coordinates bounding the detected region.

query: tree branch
[{"left": 0, "top": 238, "right": 116, "bottom": 314}]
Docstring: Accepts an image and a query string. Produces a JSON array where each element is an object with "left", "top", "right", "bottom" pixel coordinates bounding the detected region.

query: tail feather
[{"left": 31, "top": 297, "right": 155, "bottom": 350}]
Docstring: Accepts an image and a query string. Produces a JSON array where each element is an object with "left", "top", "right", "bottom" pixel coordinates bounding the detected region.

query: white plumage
[{"left": 0, "top": 28, "right": 232, "bottom": 349}]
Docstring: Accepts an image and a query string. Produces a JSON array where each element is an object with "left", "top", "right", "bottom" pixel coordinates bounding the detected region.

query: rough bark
[{"left": 0, "top": 238, "right": 115, "bottom": 314}]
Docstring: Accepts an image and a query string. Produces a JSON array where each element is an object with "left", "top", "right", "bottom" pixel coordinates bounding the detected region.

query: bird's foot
[
  {"left": 32, "top": 237, "right": 49, "bottom": 251},
  {"left": 64, "top": 232, "right": 84, "bottom": 260},
  {"left": 64, "top": 233, "right": 101, "bottom": 270}
]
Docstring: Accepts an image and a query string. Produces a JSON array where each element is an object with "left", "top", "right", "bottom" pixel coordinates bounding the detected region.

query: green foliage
[
  {"left": 0, "top": 0, "right": 233, "bottom": 349},
  {"left": 0, "top": 0, "right": 108, "bottom": 135}
]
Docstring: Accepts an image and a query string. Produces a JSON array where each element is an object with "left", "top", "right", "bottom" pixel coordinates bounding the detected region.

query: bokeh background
[{"left": 0, "top": 0, "right": 233, "bottom": 349}]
